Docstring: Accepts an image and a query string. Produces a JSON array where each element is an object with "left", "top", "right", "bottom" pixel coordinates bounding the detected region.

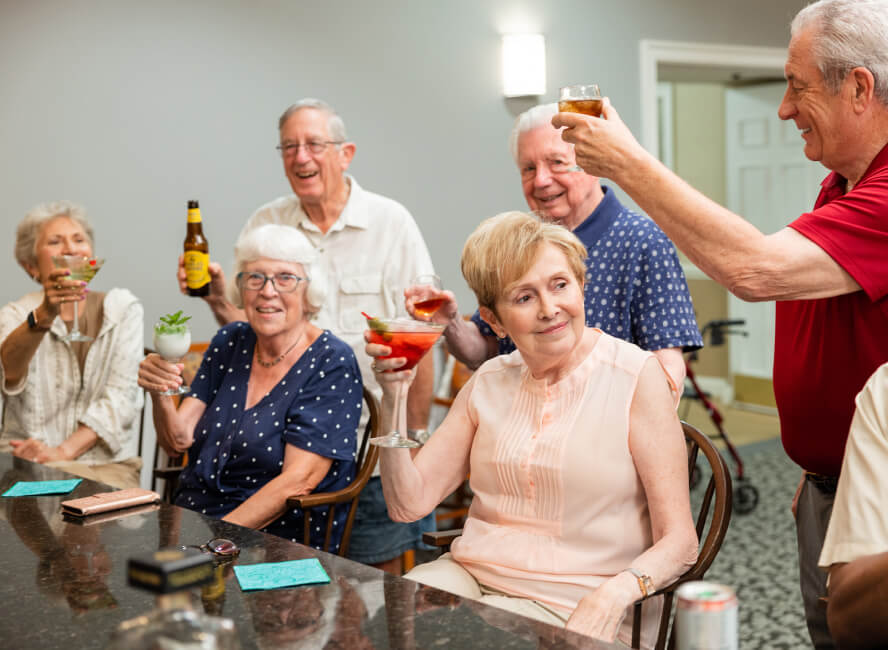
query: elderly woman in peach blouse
[{"left": 365, "top": 211, "right": 698, "bottom": 648}]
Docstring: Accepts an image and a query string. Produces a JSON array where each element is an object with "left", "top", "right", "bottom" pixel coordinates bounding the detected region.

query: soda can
[{"left": 674, "top": 581, "right": 738, "bottom": 650}]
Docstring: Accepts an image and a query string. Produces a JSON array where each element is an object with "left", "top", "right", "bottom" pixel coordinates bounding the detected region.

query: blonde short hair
[{"left": 460, "top": 211, "right": 587, "bottom": 313}]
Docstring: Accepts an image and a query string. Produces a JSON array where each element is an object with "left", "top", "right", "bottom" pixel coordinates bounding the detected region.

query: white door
[{"left": 724, "top": 82, "right": 823, "bottom": 379}]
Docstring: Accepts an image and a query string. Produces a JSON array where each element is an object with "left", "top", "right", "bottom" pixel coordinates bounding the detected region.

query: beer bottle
[{"left": 184, "top": 200, "right": 210, "bottom": 297}]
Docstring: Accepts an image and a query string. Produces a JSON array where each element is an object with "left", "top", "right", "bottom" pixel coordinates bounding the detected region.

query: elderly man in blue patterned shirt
[{"left": 407, "top": 103, "right": 702, "bottom": 388}]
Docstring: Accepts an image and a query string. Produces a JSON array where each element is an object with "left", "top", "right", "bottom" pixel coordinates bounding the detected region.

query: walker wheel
[{"left": 734, "top": 483, "right": 759, "bottom": 514}]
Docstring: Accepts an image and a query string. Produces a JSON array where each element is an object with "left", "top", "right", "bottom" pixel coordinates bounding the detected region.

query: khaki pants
[
  {"left": 405, "top": 553, "right": 569, "bottom": 627},
  {"left": 45, "top": 457, "right": 142, "bottom": 489}
]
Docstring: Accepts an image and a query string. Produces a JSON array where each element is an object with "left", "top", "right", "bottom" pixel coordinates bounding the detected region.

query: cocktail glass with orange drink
[
  {"left": 365, "top": 315, "right": 445, "bottom": 448},
  {"left": 410, "top": 274, "right": 446, "bottom": 319}
]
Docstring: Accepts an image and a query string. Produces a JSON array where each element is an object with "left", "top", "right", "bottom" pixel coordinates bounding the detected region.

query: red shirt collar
[{"left": 817, "top": 142, "right": 888, "bottom": 205}]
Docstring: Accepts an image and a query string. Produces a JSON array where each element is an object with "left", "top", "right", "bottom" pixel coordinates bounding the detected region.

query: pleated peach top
[{"left": 450, "top": 330, "right": 661, "bottom": 646}]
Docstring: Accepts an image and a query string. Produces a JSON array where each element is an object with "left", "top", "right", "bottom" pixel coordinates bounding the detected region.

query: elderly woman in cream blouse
[
  {"left": 0, "top": 201, "right": 144, "bottom": 489},
  {"left": 366, "top": 212, "right": 698, "bottom": 648}
]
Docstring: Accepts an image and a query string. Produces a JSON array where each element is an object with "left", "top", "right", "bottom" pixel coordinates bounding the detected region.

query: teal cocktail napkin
[
  {"left": 2, "top": 478, "right": 83, "bottom": 497},
  {"left": 234, "top": 558, "right": 330, "bottom": 591}
]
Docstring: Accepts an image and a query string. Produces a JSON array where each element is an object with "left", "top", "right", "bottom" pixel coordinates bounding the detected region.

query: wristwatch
[
  {"left": 627, "top": 567, "right": 654, "bottom": 598},
  {"left": 27, "top": 310, "right": 50, "bottom": 332}
]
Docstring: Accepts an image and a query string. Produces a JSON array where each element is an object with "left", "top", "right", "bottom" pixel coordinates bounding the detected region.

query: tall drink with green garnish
[{"left": 153, "top": 311, "right": 192, "bottom": 396}]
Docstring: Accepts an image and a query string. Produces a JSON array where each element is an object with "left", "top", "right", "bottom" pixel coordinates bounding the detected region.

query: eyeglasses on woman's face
[{"left": 237, "top": 271, "right": 306, "bottom": 293}]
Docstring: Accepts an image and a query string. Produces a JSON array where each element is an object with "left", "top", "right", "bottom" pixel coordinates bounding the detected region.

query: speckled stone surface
[{"left": 0, "top": 453, "right": 621, "bottom": 649}]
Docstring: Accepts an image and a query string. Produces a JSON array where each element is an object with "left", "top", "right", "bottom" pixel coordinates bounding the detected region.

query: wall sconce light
[{"left": 501, "top": 33, "right": 546, "bottom": 97}]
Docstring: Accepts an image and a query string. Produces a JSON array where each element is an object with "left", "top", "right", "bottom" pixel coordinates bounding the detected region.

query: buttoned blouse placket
[{"left": 521, "top": 376, "right": 558, "bottom": 506}]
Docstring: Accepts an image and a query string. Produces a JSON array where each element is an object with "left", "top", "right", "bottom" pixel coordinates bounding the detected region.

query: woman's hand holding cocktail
[
  {"left": 39, "top": 268, "right": 86, "bottom": 318},
  {"left": 138, "top": 353, "right": 185, "bottom": 395},
  {"left": 364, "top": 331, "right": 416, "bottom": 440}
]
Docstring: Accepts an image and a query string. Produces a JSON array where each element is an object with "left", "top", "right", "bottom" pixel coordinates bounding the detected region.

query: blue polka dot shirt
[
  {"left": 473, "top": 186, "right": 703, "bottom": 354},
  {"left": 175, "top": 323, "right": 363, "bottom": 552}
]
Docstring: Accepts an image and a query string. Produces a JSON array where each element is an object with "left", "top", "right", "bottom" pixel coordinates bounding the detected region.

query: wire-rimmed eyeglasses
[
  {"left": 236, "top": 272, "right": 307, "bottom": 293},
  {"left": 179, "top": 537, "right": 240, "bottom": 561},
  {"left": 275, "top": 140, "right": 343, "bottom": 157}
]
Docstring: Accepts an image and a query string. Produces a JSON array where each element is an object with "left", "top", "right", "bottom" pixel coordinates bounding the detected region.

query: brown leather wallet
[{"left": 61, "top": 487, "right": 161, "bottom": 517}]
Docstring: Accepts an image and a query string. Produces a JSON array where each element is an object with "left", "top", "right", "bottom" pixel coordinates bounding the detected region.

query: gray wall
[{"left": 2, "top": 0, "right": 805, "bottom": 344}]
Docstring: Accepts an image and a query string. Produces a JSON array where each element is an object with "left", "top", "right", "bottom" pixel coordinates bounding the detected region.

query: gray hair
[
  {"left": 277, "top": 98, "right": 348, "bottom": 142},
  {"left": 792, "top": 0, "right": 888, "bottom": 104},
  {"left": 229, "top": 224, "right": 327, "bottom": 317},
  {"left": 508, "top": 103, "right": 561, "bottom": 163},
  {"left": 15, "top": 200, "right": 94, "bottom": 281}
]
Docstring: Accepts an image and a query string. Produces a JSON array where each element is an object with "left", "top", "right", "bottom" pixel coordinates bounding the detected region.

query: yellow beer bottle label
[
  {"left": 184, "top": 251, "right": 210, "bottom": 288},
  {"left": 187, "top": 208, "right": 202, "bottom": 224}
]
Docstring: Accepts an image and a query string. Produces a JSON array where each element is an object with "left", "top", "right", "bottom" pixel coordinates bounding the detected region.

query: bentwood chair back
[
  {"left": 286, "top": 386, "right": 380, "bottom": 556},
  {"left": 630, "top": 421, "right": 733, "bottom": 650}
]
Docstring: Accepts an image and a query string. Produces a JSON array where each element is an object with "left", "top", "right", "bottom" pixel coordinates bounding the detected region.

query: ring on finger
[
  {"left": 370, "top": 361, "right": 379, "bottom": 372},
  {"left": 54, "top": 283, "right": 62, "bottom": 290}
]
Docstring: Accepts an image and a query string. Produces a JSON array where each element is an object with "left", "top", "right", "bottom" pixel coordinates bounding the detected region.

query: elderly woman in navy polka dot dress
[{"left": 139, "top": 224, "right": 362, "bottom": 551}]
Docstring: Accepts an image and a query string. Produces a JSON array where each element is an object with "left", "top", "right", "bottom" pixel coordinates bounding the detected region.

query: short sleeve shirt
[
  {"left": 776, "top": 143, "right": 888, "bottom": 476},
  {"left": 176, "top": 323, "right": 363, "bottom": 551},
  {"left": 472, "top": 186, "right": 702, "bottom": 354},
  {"left": 819, "top": 361, "right": 888, "bottom": 569}
]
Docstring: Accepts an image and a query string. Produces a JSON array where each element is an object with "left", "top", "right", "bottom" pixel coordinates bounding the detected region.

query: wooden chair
[
  {"left": 630, "top": 421, "right": 733, "bottom": 650},
  {"left": 136, "top": 348, "right": 151, "bottom": 468},
  {"left": 286, "top": 386, "right": 380, "bottom": 555},
  {"left": 151, "top": 341, "right": 209, "bottom": 501},
  {"left": 422, "top": 421, "right": 734, "bottom": 650}
]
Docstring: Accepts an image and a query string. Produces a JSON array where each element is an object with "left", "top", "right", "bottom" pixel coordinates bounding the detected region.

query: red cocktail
[
  {"left": 365, "top": 316, "right": 444, "bottom": 447},
  {"left": 368, "top": 328, "right": 442, "bottom": 369}
]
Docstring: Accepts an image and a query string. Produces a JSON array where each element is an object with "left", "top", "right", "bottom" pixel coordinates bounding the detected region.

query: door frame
[
  {"left": 639, "top": 40, "right": 786, "bottom": 406},
  {"left": 639, "top": 40, "right": 787, "bottom": 157}
]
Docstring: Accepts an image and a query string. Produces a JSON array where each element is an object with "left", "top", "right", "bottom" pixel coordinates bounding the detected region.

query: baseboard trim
[
  {"left": 731, "top": 401, "right": 780, "bottom": 417},
  {"left": 688, "top": 375, "right": 734, "bottom": 404}
]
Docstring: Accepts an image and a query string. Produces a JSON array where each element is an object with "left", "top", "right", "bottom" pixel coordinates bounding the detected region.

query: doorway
[{"left": 641, "top": 40, "right": 822, "bottom": 409}]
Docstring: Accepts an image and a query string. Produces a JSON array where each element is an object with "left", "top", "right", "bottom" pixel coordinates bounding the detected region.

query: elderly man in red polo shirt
[{"left": 554, "top": 0, "right": 888, "bottom": 648}]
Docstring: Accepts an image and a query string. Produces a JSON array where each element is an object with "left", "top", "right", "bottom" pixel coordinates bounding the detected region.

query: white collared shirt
[
  {"left": 0, "top": 288, "right": 145, "bottom": 463},
  {"left": 239, "top": 177, "right": 435, "bottom": 473}
]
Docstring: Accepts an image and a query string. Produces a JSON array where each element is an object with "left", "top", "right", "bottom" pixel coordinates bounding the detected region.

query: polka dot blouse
[{"left": 175, "top": 322, "right": 363, "bottom": 552}]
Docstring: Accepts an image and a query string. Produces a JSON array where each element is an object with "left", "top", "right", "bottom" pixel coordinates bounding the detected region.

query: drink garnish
[
  {"left": 362, "top": 312, "right": 392, "bottom": 341},
  {"left": 156, "top": 310, "right": 191, "bottom": 335}
]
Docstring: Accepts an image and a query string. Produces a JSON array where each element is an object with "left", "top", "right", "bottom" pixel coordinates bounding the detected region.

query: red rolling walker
[{"left": 682, "top": 319, "right": 760, "bottom": 514}]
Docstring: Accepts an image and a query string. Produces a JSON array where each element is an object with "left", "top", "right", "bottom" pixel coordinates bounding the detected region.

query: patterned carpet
[{"left": 691, "top": 437, "right": 812, "bottom": 649}]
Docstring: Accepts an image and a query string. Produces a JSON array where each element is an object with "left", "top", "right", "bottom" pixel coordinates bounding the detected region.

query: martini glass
[
  {"left": 51, "top": 255, "right": 105, "bottom": 342},
  {"left": 365, "top": 316, "right": 445, "bottom": 448},
  {"left": 152, "top": 321, "right": 192, "bottom": 396},
  {"left": 411, "top": 274, "right": 445, "bottom": 319}
]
